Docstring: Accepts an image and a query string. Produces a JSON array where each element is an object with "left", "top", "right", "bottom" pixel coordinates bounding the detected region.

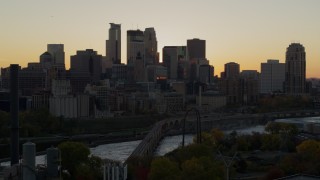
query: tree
[
  {"left": 58, "top": 141, "right": 90, "bottom": 178},
  {"left": 261, "top": 134, "right": 280, "bottom": 151},
  {"left": 75, "top": 156, "right": 103, "bottom": 180},
  {"left": 148, "top": 157, "right": 181, "bottom": 180},
  {"left": 181, "top": 157, "right": 224, "bottom": 180},
  {"left": 211, "top": 128, "right": 225, "bottom": 145},
  {"left": 296, "top": 140, "right": 320, "bottom": 159}
]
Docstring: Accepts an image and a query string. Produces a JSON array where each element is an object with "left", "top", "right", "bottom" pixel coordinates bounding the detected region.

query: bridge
[{"left": 126, "top": 109, "right": 320, "bottom": 161}]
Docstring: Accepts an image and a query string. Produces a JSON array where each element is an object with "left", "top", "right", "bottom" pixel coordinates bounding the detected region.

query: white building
[
  {"left": 49, "top": 79, "right": 90, "bottom": 118},
  {"left": 260, "top": 60, "right": 285, "bottom": 94},
  {"left": 49, "top": 94, "right": 90, "bottom": 119}
]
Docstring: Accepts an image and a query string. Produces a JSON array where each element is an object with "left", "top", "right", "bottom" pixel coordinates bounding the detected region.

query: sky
[{"left": 0, "top": 0, "right": 319, "bottom": 78}]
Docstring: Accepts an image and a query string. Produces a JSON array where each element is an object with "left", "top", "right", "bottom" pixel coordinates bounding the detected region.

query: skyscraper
[
  {"left": 224, "top": 62, "right": 240, "bottom": 79},
  {"left": 198, "top": 65, "right": 214, "bottom": 84},
  {"left": 127, "top": 30, "right": 145, "bottom": 66},
  {"left": 144, "top": 27, "right": 159, "bottom": 65},
  {"left": 163, "top": 46, "right": 179, "bottom": 80},
  {"left": 187, "top": 38, "right": 206, "bottom": 60},
  {"left": 260, "top": 60, "right": 285, "bottom": 94},
  {"left": 127, "top": 30, "right": 145, "bottom": 82},
  {"left": 106, "top": 23, "right": 121, "bottom": 64},
  {"left": 70, "top": 49, "right": 102, "bottom": 81},
  {"left": 284, "top": 43, "right": 306, "bottom": 94},
  {"left": 47, "top": 44, "right": 65, "bottom": 69}
]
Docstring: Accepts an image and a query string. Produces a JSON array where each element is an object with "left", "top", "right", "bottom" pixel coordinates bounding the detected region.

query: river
[{"left": 1, "top": 124, "right": 267, "bottom": 166}]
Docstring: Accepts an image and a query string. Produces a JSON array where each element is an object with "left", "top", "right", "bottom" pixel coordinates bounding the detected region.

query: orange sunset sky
[{"left": 0, "top": 0, "right": 319, "bottom": 78}]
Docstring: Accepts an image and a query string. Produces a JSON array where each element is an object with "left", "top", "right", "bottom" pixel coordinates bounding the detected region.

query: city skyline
[{"left": 1, "top": 0, "right": 319, "bottom": 78}]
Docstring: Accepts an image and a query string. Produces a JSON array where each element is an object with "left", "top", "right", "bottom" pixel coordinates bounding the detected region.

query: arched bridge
[{"left": 126, "top": 109, "right": 320, "bottom": 161}]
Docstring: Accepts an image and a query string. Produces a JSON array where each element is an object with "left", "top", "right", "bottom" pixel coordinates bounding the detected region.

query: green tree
[
  {"left": 148, "top": 157, "right": 181, "bottom": 180},
  {"left": 181, "top": 157, "right": 224, "bottom": 180},
  {"left": 236, "top": 136, "right": 249, "bottom": 151},
  {"left": 261, "top": 134, "right": 280, "bottom": 150},
  {"left": 58, "top": 141, "right": 90, "bottom": 178},
  {"left": 75, "top": 156, "right": 103, "bottom": 180}
]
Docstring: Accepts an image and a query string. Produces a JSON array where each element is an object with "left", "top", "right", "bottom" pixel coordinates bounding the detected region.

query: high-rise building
[
  {"left": 187, "top": 38, "right": 206, "bottom": 60},
  {"left": 47, "top": 44, "right": 65, "bottom": 69},
  {"left": 163, "top": 46, "right": 179, "bottom": 80},
  {"left": 70, "top": 49, "right": 102, "bottom": 82},
  {"left": 144, "top": 28, "right": 159, "bottom": 65},
  {"left": 39, "top": 52, "right": 53, "bottom": 69},
  {"left": 260, "top": 60, "right": 285, "bottom": 94},
  {"left": 199, "top": 65, "right": 214, "bottom": 84},
  {"left": 224, "top": 62, "right": 240, "bottom": 79},
  {"left": 285, "top": 43, "right": 306, "bottom": 95},
  {"left": 162, "top": 46, "right": 189, "bottom": 80},
  {"left": 127, "top": 30, "right": 145, "bottom": 82},
  {"left": 106, "top": 23, "right": 121, "bottom": 64},
  {"left": 240, "top": 70, "right": 260, "bottom": 104},
  {"left": 127, "top": 30, "right": 145, "bottom": 65},
  {"left": 1, "top": 64, "right": 46, "bottom": 96}
]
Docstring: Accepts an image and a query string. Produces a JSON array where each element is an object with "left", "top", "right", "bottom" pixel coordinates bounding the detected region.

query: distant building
[
  {"left": 260, "top": 59, "right": 285, "bottom": 94},
  {"left": 67, "top": 71, "right": 92, "bottom": 93},
  {"left": 219, "top": 78, "right": 243, "bottom": 105},
  {"left": 127, "top": 30, "right": 145, "bottom": 82},
  {"left": 163, "top": 92, "right": 184, "bottom": 113},
  {"left": 163, "top": 46, "right": 179, "bottom": 80},
  {"left": 106, "top": 23, "right": 121, "bottom": 64},
  {"left": 1, "top": 64, "right": 47, "bottom": 96},
  {"left": 47, "top": 44, "right": 65, "bottom": 69},
  {"left": 189, "top": 58, "right": 209, "bottom": 82},
  {"left": 70, "top": 49, "right": 102, "bottom": 91},
  {"left": 144, "top": 27, "right": 159, "bottom": 65},
  {"left": 146, "top": 65, "right": 167, "bottom": 82},
  {"left": 187, "top": 38, "right": 206, "bottom": 59},
  {"left": 49, "top": 80, "right": 90, "bottom": 118},
  {"left": 196, "top": 91, "right": 226, "bottom": 110},
  {"left": 40, "top": 52, "right": 53, "bottom": 69},
  {"left": 127, "top": 30, "right": 145, "bottom": 66},
  {"left": 112, "top": 64, "right": 127, "bottom": 81},
  {"left": 32, "top": 91, "right": 50, "bottom": 110},
  {"left": 241, "top": 70, "right": 260, "bottom": 105},
  {"left": 285, "top": 43, "right": 306, "bottom": 95},
  {"left": 198, "top": 64, "right": 214, "bottom": 84},
  {"left": 223, "top": 62, "right": 240, "bottom": 79},
  {"left": 163, "top": 46, "right": 189, "bottom": 80}
]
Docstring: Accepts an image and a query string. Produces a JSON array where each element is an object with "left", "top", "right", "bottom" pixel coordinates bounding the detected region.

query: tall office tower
[
  {"left": 40, "top": 52, "right": 53, "bottom": 69},
  {"left": 163, "top": 46, "right": 178, "bottom": 79},
  {"left": 187, "top": 38, "right": 206, "bottom": 60},
  {"left": 285, "top": 43, "right": 306, "bottom": 95},
  {"left": 163, "top": 46, "right": 189, "bottom": 80},
  {"left": 240, "top": 70, "right": 260, "bottom": 105},
  {"left": 106, "top": 23, "right": 121, "bottom": 64},
  {"left": 177, "top": 46, "right": 189, "bottom": 80},
  {"left": 127, "top": 30, "right": 145, "bottom": 65},
  {"left": 47, "top": 44, "right": 65, "bottom": 69},
  {"left": 260, "top": 60, "right": 285, "bottom": 94},
  {"left": 144, "top": 28, "right": 159, "bottom": 65},
  {"left": 127, "top": 30, "right": 145, "bottom": 82},
  {"left": 199, "top": 65, "right": 214, "bottom": 84},
  {"left": 71, "top": 49, "right": 102, "bottom": 82},
  {"left": 224, "top": 62, "right": 240, "bottom": 79}
]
